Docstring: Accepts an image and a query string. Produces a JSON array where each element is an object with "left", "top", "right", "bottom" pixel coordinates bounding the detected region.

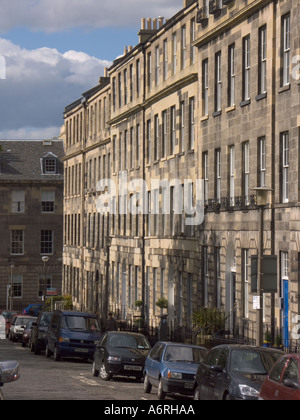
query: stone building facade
[
  {"left": 63, "top": 0, "right": 300, "bottom": 346},
  {"left": 0, "top": 140, "right": 64, "bottom": 311}
]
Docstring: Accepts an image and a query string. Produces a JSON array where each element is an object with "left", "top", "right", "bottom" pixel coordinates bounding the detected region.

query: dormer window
[
  {"left": 45, "top": 157, "right": 56, "bottom": 173},
  {"left": 42, "top": 152, "right": 58, "bottom": 175}
]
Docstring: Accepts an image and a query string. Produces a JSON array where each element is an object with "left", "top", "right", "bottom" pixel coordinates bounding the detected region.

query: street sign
[
  {"left": 46, "top": 288, "right": 58, "bottom": 297},
  {"left": 253, "top": 296, "right": 260, "bottom": 310},
  {"left": 251, "top": 255, "right": 278, "bottom": 293}
]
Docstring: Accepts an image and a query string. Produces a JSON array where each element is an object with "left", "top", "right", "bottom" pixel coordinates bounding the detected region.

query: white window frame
[
  {"left": 282, "top": 14, "right": 290, "bottom": 86},
  {"left": 282, "top": 132, "right": 289, "bottom": 203}
]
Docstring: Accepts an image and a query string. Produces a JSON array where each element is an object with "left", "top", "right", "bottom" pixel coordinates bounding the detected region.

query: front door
[{"left": 283, "top": 280, "right": 289, "bottom": 349}]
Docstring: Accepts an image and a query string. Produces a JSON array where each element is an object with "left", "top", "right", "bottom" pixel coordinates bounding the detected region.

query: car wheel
[
  {"left": 224, "top": 392, "right": 231, "bottom": 401},
  {"left": 99, "top": 362, "right": 112, "bottom": 381},
  {"left": 45, "top": 345, "right": 52, "bottom": 358},
  {"left": 54, "top": 347, "right": 61, "bottom": 361},
  {"left": 92, "top": 361, "right": 99, "bottom": 377},
  {"left": 34, "top": 345, "right": 41, "bottom": 355},
  {"left": 157, "top": 378, "right": 166, "bottom": 400},
  {"left": 144, "top": 374, "right": 152, "bottom": 394},
  {"left": 194, "top": 385, "right": 201, "bottom": 400}
]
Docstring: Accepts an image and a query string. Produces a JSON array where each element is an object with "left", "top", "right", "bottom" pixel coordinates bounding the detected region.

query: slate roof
[{"left": 0, "top": 140, "right": 64, "bottom": 182}]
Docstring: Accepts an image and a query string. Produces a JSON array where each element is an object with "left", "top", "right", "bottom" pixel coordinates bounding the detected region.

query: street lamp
[
  {"left": 9, "top": 262, "right": 14, "bottom": 311},
  {"left": 251, "top": 187, "right": 272, "bottom": 347},
  {"left": 42, "top": 256, "right": 49, "bottom": 311}
]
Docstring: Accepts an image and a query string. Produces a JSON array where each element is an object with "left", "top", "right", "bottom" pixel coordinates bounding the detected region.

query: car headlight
[
  {"left": 108, "top": 356, "right": 121, "bottom": 362},
  {"left": 167, "top": 370, "right": 182, "bottom": 380},
  {"left": 239, "top": 384, "right": 260, "bottom": 398}
]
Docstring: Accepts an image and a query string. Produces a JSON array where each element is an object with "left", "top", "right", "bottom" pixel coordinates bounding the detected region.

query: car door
[
  {"left": 47, "top": 314, "right": 60, "bottom": 352},
  {"left": 200, "top": 348, "right": 225, "bottom": 400},
  {"left": 263, "top": 357, "right": 288, "bottom": 400},
  {"left": 96, "top": 333, "right": 108, "bottom": 365},
  {"left": 211, "top": 348, "right": 229, "bottom": 400},
  {"left": 277, "top": 357, "right": 300, "bottom": 400},
  {"left": 147, "top": 343, "right": 165, "bottom": 387}
]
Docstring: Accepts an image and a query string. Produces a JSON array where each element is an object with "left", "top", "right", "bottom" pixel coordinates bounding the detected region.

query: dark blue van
[{"left": 45, "top": 311, "right": 102, "bottom": 361}]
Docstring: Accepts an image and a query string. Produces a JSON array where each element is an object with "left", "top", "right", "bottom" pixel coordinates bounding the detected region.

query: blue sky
[{"left": 0, "top": 0, "right": 183, "bottom": 140}]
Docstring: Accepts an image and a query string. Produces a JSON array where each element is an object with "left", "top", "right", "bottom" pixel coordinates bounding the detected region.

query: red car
[{"left": 260, "top": 354, "right": 300, "bottom": 400}]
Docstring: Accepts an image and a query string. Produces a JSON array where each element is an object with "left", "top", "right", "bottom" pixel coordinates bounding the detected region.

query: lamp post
[
  {"left": 42, "top": 256, "right": 49, "bottom": 311},
  {"left": 252, "top": 187, "right": 272, "bottom": 347},
  {"left": 9, "top": 262, "right": 14, "bottom": 311}
]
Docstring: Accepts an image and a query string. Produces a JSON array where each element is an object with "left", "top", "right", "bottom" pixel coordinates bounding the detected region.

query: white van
[{"left": 0, "top": 315, "right": 5, "bottom": 339}]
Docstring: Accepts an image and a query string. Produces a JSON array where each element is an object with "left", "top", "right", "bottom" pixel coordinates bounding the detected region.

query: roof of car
[
  {"left": 210, "top": 344, "right": 284, "bottom": 353},
  {"left": 106, "top": 331, "right": 147, "bottom": 337},
  {"left": 156, "top": 341, "right": 207, "bottom": 350},
  {"left": 52, "top": 310, "right": 98, "bottom": 317}
]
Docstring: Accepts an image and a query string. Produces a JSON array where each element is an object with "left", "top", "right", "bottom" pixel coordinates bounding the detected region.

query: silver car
[{"left": 0, "top": 361, "right": 20, "bottom": 400}]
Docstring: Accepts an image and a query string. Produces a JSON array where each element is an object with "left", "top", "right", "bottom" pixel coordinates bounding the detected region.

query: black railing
[{"left": 205, "top": 195, "right": 256, "bottom": 212}]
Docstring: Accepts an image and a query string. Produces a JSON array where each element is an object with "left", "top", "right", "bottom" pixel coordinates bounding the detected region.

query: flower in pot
[
  {"left": 264, "top": 331, "right": 272, "bottom": 347},
  {"left": 156, "top": 297, "right": 168, "bottom": 310},
  {"left": 135, "top": 300, "right": 143, "bottom": 310}
]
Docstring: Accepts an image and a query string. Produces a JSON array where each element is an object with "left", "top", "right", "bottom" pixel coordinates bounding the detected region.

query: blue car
[
  {"left": 23, "top": 304, "right": 43, "bottom": 317},
  {"left": 144, "top": 341, "right": 207, "bottom": 400},
  {"left": 45, "top": 310, "right": 102, "bottom": 361}
]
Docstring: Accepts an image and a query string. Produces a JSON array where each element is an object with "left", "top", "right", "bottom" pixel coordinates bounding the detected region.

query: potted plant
[
  {"left": 156, "top": 297, "right": 168, "bottom": 310},
  {"left": 274, "top": 334, "right": 283, "bottom": 350},
  {"left": 263, "top": 331, "right": 272, "bottom": 347},
  {"left": 135, "top": 300, "right": 143, "bottom": 310}
]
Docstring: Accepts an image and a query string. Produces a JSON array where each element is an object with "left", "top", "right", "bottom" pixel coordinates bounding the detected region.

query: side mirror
[
  {"left": 283, "top": 378, "right": 300, "bottom": 390},
  {"left": 0, "top": 361, "right": 20, "bottom": 384},
  {"left": 211, "top": 365, "right": 224, "bottom": 374}
]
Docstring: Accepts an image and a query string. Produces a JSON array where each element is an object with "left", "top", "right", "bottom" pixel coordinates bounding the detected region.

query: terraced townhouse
[
  {"left": 62, "top": 0, "right": 300, "bottom": 348},
  {"left": 0, "top": 140, "right": 64, "bottom": 311}
]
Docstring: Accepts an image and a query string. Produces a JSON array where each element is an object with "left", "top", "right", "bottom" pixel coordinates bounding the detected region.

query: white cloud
[
  {"left": 0, "top": 0, "right": 183, "bottom": 32},
  {"left": 0, "top": 126, "right": 61, "bottom": 140},
  {"left": 0, "top": 38, "right": 111, "bottom": 137}
]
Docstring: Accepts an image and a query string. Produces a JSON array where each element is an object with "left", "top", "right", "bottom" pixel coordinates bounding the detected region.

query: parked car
[
  {"left": 144, "top": 341, "right": 207, "bottom": 400},
  {"left": 9, "top": 315, "right": 37, "bottom": 342},
  {"left": 1, "top": 310, "right": 18, "bottom": 321},
  {"left": 23, "top": 304, "right": 43, "bottom": 317},
  {"left": 260, "top": 354, "right": 300, "bottom": 400},
  {"left": 93, "top": 331, "right": 151, "bottom": 382},
  {"left": 21, "top": 318, "right": 37, "bottom": 348},
  {"left": 46, "top": 310, "right": 102, "bottom": 361},
  {"left": 0, "top": 361, "right": 20, "bottom": 400},
  {"left": 30, "top": 311, "right": 52, "bottom": 355},
  {"left": 194, "top": 344, "right": 283, "bottom": 400},
  {"left": 4, "top": 312, "right": 19, "bottom": 338}
]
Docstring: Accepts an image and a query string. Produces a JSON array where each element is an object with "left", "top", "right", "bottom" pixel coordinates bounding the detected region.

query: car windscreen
[
  {"left": 40, "top": 313, "right": 52, "bottom": 327},
  {"left": 164, "top": 346, "right": 206, "bottom": 363},
  {"left": 62, "top": 316, "right": 101, "bottom": 332},
  {"left": 16, "top": 317, "right": 35, "bottom": 326},
  {"left": 108, "top": 334, "right": 151, "bottom": 350},
  {"left": 230, "top": 349, "right": 281, "bottom": 375}
]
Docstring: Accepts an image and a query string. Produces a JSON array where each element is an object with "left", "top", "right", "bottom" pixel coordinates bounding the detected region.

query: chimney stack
[{"left": 138, "top": 17, "right": 158, "bottom": 43}]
